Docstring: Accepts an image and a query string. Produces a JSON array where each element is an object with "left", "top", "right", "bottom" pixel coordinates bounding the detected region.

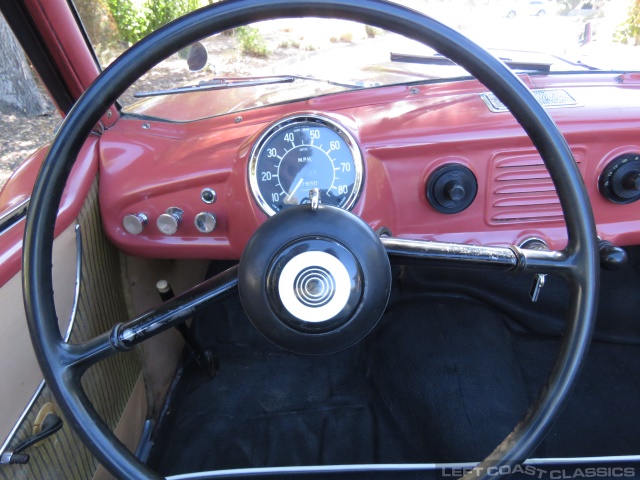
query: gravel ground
[{"left": 0, "top": 112, "right": 61, "bottom": 189}]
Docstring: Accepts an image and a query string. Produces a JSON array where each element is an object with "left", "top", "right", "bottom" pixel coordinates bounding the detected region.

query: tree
[
  {"left": 617, "top": 0, "right": 640, "bottom": 45},
  {"left": 0, "top": 12, "right": 51, "bottom": 115}
]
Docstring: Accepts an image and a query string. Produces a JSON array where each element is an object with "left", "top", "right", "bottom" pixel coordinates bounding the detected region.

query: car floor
[{"left": 147, "top": 256, "right": 640, "bottom": 477}]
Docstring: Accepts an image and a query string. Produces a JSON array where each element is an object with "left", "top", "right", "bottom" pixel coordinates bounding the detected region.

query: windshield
[{"left": 75, "top": 1, "right": 640, "bottom": 122}]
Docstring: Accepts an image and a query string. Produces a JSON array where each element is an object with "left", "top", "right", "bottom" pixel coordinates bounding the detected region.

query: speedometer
[{"left": 248, "top": 115, "right": 363, "bottom": 216}]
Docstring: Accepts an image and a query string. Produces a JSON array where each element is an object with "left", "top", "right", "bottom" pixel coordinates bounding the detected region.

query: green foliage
[
  {"left": 106, "top": 0, "right": 201, "bottom": 45},
  {"left": 106, "top": 0, "right": 144, "bottom": 45},
  {"left": 616, "top": 0, "right": 640, "bottom": 45},
  {"left": 236, "top": 26, "right": 270, "bottom": 58},
  {"left": 73, "top": 0, "right": 119, "bottom": 50},
  {"left": 146, "top": 0, "right": 200, "bottom": 33}
]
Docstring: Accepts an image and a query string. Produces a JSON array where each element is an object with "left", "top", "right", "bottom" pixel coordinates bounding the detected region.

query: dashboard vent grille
[{"left": 487, "top": 150, "right": 584, "bottom": 224}]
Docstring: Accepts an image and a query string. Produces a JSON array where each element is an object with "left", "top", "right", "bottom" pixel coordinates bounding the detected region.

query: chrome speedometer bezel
[{"left": 248, "top": 114, "right": 364, "bottom": 217}]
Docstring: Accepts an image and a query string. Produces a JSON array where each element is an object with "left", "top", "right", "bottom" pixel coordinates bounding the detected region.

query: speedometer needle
[{"left": 286, "top": 177, "right": 304, "bottom": 202}]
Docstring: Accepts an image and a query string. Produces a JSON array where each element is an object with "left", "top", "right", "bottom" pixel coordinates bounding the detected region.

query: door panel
[
  {"left": 0, "top": 175, "right": 143, "bottom": 478},
  {"left": 0, "top": 222, "right": 76, "bottom": 448}
]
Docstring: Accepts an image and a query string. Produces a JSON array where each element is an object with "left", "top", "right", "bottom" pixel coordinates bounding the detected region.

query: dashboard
[{"left": 98, "top": 72, "right": 640, "bottom": 259}]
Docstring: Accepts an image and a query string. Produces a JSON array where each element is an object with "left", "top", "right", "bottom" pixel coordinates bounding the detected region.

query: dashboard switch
[
  {"left": 123, "top": 213, "right": 148, "bottom": 235},
  {"left": 201, "top": 188, "right": 217, "bottom": 204},
  {"left": 157, "top": 207, "right": 183, "bottom": 235},
  {"left": 194, "top": 212, "right": 217, "bottom": 233}
]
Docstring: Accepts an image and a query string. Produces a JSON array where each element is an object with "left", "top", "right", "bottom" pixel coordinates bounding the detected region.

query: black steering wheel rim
[{"left": 22, "top": 1, "right": 599, "bottom": 479}]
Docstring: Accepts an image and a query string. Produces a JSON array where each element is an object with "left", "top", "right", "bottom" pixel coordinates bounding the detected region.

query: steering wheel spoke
[
  {"left": 61, "top": 266, "right": 238, "bottom": 375},
  {"left": 62, "top": 331, "right": 119, "bottom": 375},
  {"left": 114, "top": 265, "right": 238, "bottom": 350},
  {"left": 516, "top": 246, "right": 575, "bottom": 275},
  {"left": 382, "top": 237, "right": 574, "bottom": 276}
]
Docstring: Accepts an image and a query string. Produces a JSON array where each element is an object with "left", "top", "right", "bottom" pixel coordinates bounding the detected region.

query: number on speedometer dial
[{"left": 249, "top": 115, "right": 363, "bottom": 216}]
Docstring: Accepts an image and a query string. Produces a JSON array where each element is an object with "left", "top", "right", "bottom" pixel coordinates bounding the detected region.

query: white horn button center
[{"left": 278, "top": 251, "right": 351, "bottom": 323}]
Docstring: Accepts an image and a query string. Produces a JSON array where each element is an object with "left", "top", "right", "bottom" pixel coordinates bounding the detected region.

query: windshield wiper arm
[
  {"left": 390, "top": 52, "right": 552, "bottom": 73},
  {"left": 134, "top": 75, "right": 361, "bottom": 98},
  {"left": 134, "top": 76, "right": 296, "bottom": 98}
]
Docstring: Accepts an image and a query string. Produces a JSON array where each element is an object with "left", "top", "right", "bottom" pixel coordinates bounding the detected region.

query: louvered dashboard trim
[{"left": 487, "top": 148, "right": 586, "bottom": 224}]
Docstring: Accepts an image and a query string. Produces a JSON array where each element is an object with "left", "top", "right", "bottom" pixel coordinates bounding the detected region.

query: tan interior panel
[
  {"left": 92, "top": 373, "right": 147, "bottom": 480},
  {"left": 0, "top": 222, "right": 77, "bottom": 448}
]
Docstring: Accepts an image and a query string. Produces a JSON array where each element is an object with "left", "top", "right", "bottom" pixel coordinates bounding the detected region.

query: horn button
[
  {"left": 239, "top": 205, "right": 391, "bottom": 354},
  {"left": 269, "top": 239, "right": 362, "bottom": 333}
]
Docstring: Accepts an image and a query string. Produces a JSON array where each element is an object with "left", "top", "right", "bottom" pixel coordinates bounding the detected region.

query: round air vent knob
[
  {"left": 157, "top": 207, "right": 183, "bottom": 235},
  {"left": 445, "top": 181, "right": 466, "bottom": 201},
  {"left": 599, "top": 153, "right": 640, "bottom": 204},
  {"left": 194, "top": 212, "right": 217, "bottom": 233},
  {"left": 426, "top": 164, "right": 478, "bottom": 214},
  {"left": 122, "top": 213, "right": 148, "bottom": 235}
]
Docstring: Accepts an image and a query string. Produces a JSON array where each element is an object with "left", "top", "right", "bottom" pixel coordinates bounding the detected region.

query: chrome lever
[
  {"left": 520, "top": 238, "right": 549, "bottom": 303},
  {"left": 309, "top": 188, "right": 320, "bottom": 211},
  {"left": 530, "top": 273, "right": 547, "bottom": 302},
  {"left": 0, "top": 413, "right": 63, "bottom": 465}
]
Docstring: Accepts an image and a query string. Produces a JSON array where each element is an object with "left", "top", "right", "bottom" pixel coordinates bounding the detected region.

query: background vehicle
[
  {"left": 0, "top": 0, "right": 639, "bottom": 479},
  {"left": 506, "top": 0, "right": 551, "bottom": 17}
]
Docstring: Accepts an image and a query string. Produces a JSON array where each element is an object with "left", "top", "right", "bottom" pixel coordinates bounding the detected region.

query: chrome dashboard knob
[
  {"left": 122, "top": 213, "right": 148, "bottom": 235},
  {"left": 157, "top": 207, "right": 183, "bottom": 235},
  {"left": 194, "top": 212, "right": 217, "bottom": 233}
]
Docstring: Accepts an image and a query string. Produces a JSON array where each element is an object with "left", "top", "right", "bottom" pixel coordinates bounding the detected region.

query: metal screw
[
  {"left": 614, "top": 75, "right": 624, "bottom": 84},
  {"left": 235, "top": 116, "right": 242, "bottom": 123},
  {"left": 410, "top": 87, "right": 419, "bottom": 95},
  {"left": 142, "top": 123, "right": 151, "bottom": 129},
  {"left": 106, "top": 110, "right": 113, "bottom": 118}
]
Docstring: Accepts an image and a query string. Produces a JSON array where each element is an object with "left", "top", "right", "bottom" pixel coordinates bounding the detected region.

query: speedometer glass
[{"left": 249, "top": 115, "right": 363, "bottom": 216}]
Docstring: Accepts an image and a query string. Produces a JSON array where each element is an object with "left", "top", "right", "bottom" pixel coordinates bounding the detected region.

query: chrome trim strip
[
  {"left": 134, "top": 76, "right": 296, "bottom": 98},
  {"left": 134, "top": 419, "right": 154, "bottom": 462},
  {"left": 0, "top": 198, "right": 29, "bottom": 234},
  {"left": 0, "top": 380, "right": 45, "bottom": 456},
  {"left": 168, "top": 464, "right": 445, "bottom": 479},
  {"left": 167, "top": 457, "right": 640, "bottom": 480},
  {"left": 63, "top": 224, "right": 82, "bottom": 342},
  {"left": 527, "top": 455, "right": 640, "bottom": 465}
]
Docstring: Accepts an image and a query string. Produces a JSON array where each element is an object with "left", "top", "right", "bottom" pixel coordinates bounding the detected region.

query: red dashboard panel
[{"left": 98, "top": 73, "right": 640, "bottom": 259}]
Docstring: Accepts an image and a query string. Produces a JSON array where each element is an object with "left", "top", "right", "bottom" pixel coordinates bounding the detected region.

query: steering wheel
[{"left": 22, "top": 0, "right": 599, "bottom": 478}]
